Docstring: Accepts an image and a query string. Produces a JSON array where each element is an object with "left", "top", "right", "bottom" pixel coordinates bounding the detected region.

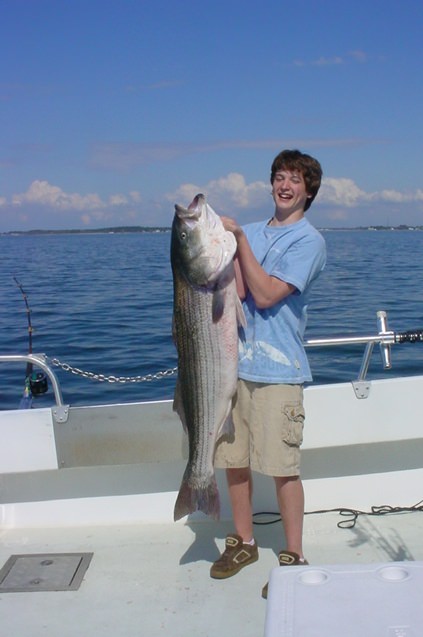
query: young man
[{"left": 212, "top": 149, "right": 326, "bottom": 598}]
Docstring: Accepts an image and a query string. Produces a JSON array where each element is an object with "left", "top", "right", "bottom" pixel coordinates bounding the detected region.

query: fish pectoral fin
[
  {"left": 212, "top": 289, "right": 225, "bottom": 323},
  {"left": 173, "top": 378, "right": 188, "bottom": 433},
  {"left": 217, "top": 410, "right": 235, "bottom": 442},
  {"left": 235, "top": 295, "right": 246, "bottom": 328}
]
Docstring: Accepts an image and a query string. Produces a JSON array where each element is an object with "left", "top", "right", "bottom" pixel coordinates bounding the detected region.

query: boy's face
[{"left": 271, "top": 169, "right": 311, "bottom": 216}]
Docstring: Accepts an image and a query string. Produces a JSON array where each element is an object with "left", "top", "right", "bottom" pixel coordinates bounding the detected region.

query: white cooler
[{"left": 264, "top": 561, "right": 423, "bottom": 636}]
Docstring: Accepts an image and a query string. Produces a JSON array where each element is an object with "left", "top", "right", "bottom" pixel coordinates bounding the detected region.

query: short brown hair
[{"left": 270, "top": 149, "right": 322, "bottom": 211}]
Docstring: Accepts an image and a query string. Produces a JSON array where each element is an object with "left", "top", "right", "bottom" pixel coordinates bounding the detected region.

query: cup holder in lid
[
  {"left": 378, "top": 566, "right": 410, "bottom": 581},
  {"left": 298, "top": 570, "right": 329, "bottom": 585}
]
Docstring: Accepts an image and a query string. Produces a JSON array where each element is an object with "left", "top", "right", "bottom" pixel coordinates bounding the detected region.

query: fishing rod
[{"left": 13, "top": 277, "right": 48, "bottom": 407}]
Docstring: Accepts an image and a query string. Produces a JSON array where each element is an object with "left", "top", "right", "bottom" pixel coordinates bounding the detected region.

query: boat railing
[
  {"left": 0, "top": 310, "right": 422, "bottom": 412},
  {"left": 0, "top": 352, "right": 69, "bottom": 421},
  {"left": 305, "top": 311, "right": 422, "bottom": 398}
]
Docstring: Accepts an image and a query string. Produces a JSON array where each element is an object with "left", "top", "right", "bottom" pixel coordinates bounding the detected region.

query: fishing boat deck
[
  {"left": 2, "top": 509, "right": 423, "bottom": 636},
  {"left": 2, "top": 361, "right": 423, "bottom": 634}
]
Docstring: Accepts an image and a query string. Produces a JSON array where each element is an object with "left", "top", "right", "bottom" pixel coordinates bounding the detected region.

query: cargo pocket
[{"left": 281, "top": 402, "right": 305, "bottom": 448}]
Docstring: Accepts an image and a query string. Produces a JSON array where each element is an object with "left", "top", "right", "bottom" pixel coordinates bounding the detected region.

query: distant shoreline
[
  {"left": 0, "top": 227, "right": 171, "bottom": 236},
  {"left": 1, "top": 224, "right": 422, "bottom": 236}
]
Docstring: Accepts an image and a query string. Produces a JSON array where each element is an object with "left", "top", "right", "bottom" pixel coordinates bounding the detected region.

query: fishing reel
[
  {"left": 14, "top": 278, "right": 49, "bottom": 399},
  {"left": 29, "top": 371, "right": 49, "bottom": 396}
]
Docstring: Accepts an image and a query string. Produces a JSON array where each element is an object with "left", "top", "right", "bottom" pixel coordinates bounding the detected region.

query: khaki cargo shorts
[{"left": 214, "top": 379, "right": 305, "bottom": 477}]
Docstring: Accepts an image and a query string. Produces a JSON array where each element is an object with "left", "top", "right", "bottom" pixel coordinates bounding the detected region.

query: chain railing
[
  {"left": 1, "top": 311, "right": 422, "bottom": 410},
  {"left": 48, "top": 357, "right": 178, "bottom": 384}
]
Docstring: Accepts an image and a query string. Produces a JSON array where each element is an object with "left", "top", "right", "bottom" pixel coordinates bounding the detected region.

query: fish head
[{"left": 171, "top": 194, "right": 237, "bottom": 287}]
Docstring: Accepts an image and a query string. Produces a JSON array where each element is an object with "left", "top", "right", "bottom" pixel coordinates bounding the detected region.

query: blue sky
[{"left": 1, "top": 0, "right": 423, "bottom": 231}]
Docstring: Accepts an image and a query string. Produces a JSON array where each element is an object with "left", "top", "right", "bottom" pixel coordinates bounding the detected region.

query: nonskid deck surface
[{"left": 1, "top": 511, "right": 423, "bottom": 637}]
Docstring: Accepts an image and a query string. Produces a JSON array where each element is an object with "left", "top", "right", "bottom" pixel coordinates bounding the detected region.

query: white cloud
[
  {"left": 317, "top": 177, "right": 369, "bottom": 207},
  {"left": 318, "top": 179, "right": 423, "bottom": 207},
  {"left": 312, "top": 56, "right": 343, "bottom": 66},
  {"left": 90, "top": 138, "right": 366, "bottom": 172},
  {"left": 204, "top": 173, "right": 268, "bottom": 210},
  {"left": 167, "top": 173, "right": 268, "bottom": 212},
  {"left": 6, "top": 180, "right": 140, "bottom": 212},
  {"left": 91, "top": 142, "right": 187, "bottom": 170},
  {"left": 373, "top": 189, "right": 423, "bottom": 203},
  {"left": 349, "top": 50, "right": 367, "bottom": 63},
  {"left": 12, "top": 180, "right": 104, "bottom": 211},
  {"left": 108, "top": 194, "right": 128, "bottom": 206},
  {"left": 291, "top": 50, "right": 370, "bottom": 68},
  {"left": 1, "top": 175, "right": 422, "bottom": 232},
  {"left": 168, "top": 174, "right": 423, "bottom": 217},
  {"left": 129, "top": 191, "right": 142, "bottom": 203}
]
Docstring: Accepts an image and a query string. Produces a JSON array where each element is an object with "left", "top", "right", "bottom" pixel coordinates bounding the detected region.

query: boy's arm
[{"left": 222, "top": 216, "right": 295, "bottom": 309}]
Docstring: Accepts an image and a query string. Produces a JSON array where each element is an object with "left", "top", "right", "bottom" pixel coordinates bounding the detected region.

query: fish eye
[{"left": 180, "top": 231, "right": 187, "bottom": 240}]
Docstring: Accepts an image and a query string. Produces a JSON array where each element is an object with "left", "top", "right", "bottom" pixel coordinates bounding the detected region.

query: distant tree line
[{"left": 2, "top": 226, "right": 171, "bottom": 235}]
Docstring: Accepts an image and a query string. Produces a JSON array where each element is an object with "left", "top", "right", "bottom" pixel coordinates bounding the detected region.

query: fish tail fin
[{"left": 173, "top": 477, "right": 220, "bottom": 522}]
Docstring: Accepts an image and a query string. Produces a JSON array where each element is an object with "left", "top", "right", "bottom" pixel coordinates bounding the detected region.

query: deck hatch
[{"left": 0, "top": 552, "right": 93, "bottom": 592}]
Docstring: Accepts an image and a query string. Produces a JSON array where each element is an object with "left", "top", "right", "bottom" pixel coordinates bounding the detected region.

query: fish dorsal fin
[{"left": 212, "top": 289, "right": 225, "bottom": 323}]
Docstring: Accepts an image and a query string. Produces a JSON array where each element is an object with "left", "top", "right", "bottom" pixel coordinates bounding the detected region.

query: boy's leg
[
  {"left": 274, "top": 475, "right": 305, "bottom": 558},
  {"left": 226, "top": 466, "right": 254, "bottom": 542}
]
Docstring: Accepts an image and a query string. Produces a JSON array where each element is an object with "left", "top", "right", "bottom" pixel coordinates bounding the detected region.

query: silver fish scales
[{"left": 171, "top": 194, "right": 244, "bottom": 521}]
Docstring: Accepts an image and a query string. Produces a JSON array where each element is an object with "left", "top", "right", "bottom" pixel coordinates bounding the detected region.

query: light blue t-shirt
[{"left": 238, "top": 217, "right": 326, "bottom": 384}]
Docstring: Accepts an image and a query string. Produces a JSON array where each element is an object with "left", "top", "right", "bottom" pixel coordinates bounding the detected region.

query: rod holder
[{"left": 377, "top": 311, "right": 392, "bottom": 369}]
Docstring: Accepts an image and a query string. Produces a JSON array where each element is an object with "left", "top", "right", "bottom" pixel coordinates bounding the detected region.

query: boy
[{"left": 212, "top": 149, "right": 326, "bottom": 598}]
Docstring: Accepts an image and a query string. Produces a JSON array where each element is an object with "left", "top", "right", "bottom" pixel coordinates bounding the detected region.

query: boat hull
[{"left": 2, "top": 375, "right": 423, "bottom": 528}]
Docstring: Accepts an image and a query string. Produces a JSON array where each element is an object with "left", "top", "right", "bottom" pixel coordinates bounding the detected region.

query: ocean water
[{"left": 1, "top": 229, "right": 423, "bottom": 410}]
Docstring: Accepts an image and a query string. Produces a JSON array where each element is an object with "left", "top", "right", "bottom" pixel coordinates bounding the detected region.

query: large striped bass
[{"left": 171, "top": 194, "right": 245, "bottom": 521}]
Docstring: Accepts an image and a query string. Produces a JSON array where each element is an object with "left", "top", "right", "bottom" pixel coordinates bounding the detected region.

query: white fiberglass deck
[
  {"left": 2, "top": 373, "right": 423, "bottom": 635},
  {"left": 2, "top": 510, "right": 423, "bottom": 637}
]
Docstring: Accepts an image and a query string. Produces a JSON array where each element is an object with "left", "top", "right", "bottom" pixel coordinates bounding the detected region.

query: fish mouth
[
  {"left": 174, "top": 193, "right": 205, "bottom": 222},
  {"left": 188, "top": 193, "right": 205, "bottom": 210}
]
